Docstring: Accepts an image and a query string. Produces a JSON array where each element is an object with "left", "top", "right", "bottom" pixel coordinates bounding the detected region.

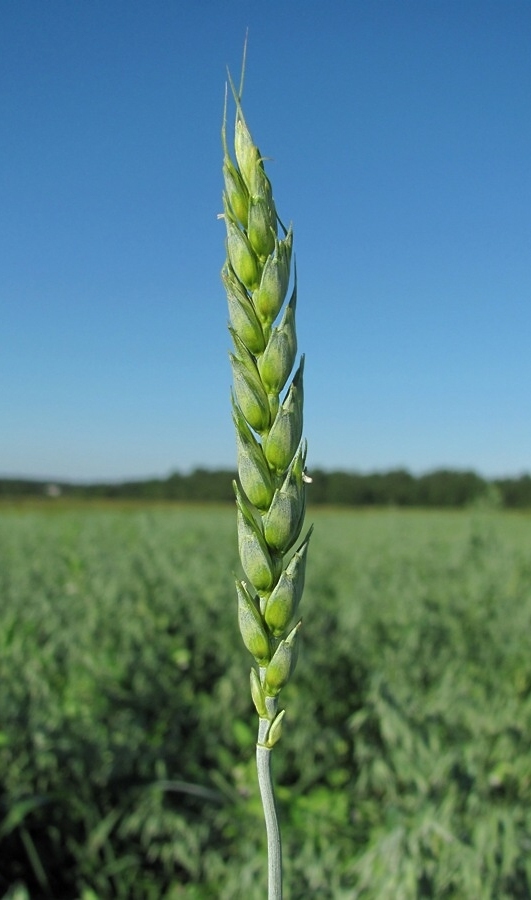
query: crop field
[{"left": 1, "top": 503, "right": 531, "bottom": 899}]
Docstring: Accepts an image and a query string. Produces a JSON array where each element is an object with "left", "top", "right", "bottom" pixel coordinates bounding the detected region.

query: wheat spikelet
[
  {"left": 220, "top": 51, "right": 311, "bottom": 899},
  {"left": 221, "top": 68, "right": 310, "bottom": 748}
]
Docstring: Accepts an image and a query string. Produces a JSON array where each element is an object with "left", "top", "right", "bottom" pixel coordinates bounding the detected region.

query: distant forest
[{"left": 2, "top": 468, "right": 531, "bottom": 508}]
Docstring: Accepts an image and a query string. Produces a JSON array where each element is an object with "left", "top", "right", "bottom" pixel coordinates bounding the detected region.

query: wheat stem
[{"left": 221, "top": 44, "right": 310, "bottom": 898}]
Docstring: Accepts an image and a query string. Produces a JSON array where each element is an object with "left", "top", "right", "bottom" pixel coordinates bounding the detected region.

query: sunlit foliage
[{"left": 1, "top": 506, "right": 530, "bottom": 898}]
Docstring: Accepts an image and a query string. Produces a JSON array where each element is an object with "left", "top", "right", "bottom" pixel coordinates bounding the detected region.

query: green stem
[{"left": 256, "top": 686, "right": 282, "bottom": 899}]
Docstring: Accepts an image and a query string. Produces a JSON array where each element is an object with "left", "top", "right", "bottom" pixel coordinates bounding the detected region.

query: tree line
[{"left": 2, "top": 468, "right": 531, "bottom": 508}]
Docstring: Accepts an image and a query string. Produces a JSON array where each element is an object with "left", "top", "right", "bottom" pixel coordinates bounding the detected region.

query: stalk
[
  {"left": 257, "top": 688, "right": 282, "bottom": 898},
  {"left": 220, "top": 48, "right": 311, "bottom": 899}
]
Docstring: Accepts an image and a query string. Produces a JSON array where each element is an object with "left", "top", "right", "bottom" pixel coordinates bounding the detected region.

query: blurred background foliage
[
  {"left": 1, "top": 506, "right": 531, "bottom": 898},
  {"left": 1, "top": 467, "right": 531, "bottom": 508}
]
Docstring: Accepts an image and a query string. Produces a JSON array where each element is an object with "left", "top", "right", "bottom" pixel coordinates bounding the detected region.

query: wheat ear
[{"left": 220, "top": 55, "right": 311, "bottom": 900}]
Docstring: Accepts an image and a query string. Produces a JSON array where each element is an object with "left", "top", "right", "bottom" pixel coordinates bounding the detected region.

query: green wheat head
[{"left": 221, "top": 68, "right": 311, "bottom": 751}]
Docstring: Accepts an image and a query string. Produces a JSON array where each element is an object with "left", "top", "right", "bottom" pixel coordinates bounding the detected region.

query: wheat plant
[{"left": 220, "top": 53, "right": 311, "bottom": 900}]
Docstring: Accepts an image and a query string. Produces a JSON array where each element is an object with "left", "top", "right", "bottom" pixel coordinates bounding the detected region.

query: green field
[{"left": 1, "top": 505, "right": 531, "bottom": 899}]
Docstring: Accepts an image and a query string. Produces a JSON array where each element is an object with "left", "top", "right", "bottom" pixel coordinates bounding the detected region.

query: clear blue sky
[{"left": 2, "top": 1, "right": 530, "bottom": 481}]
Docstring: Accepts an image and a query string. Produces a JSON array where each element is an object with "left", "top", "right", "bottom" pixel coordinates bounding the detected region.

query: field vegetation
[
  {"left": 2, "top": 468, "right": 531, "bottom": 508},
  {"left": 1, "top": 504, "right": 531, "bottom": 898}
]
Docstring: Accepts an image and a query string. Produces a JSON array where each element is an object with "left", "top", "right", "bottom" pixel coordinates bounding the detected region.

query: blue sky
[{"left": 2, "top": 1, "right": 530, "bottom": 481}]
